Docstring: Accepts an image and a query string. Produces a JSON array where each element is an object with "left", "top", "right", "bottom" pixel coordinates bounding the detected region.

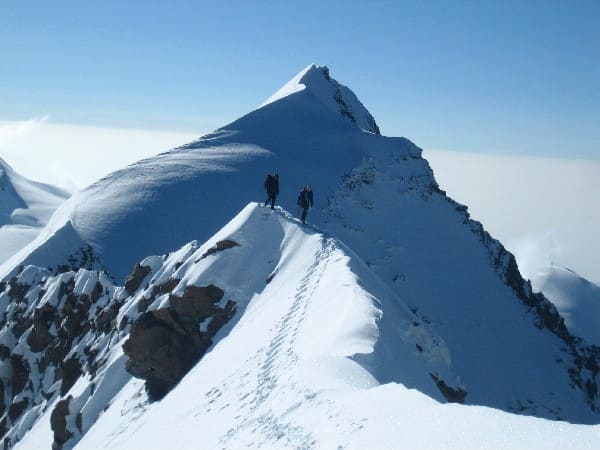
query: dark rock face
[
  {"left": 123, "top": 284, "right": 236, "bottom": 400},
  {"left": 50, "top": 396, "right": 72, "bottom": 450},
  {"left": 0, "top": 271, "right": 118, "bottom": 442},
  {"left": 430, "top": 373, "right": 467, "bottom": 404},
  {"left": 196, "top": 239, "right": 239, "bottom": 262},
  {"left": 8, "top": 399, "right": 28, "bottom": 422},
  {"left": 95, "top": 302, "right": 120, "bottom": 334},
  {"left": 56, "top": 357, "right": 82, "bottom": 396},
  {"left": 124, "top": 263, "right": 152, "bottom": 295},
  {"left": 0, "top": 380, "right": 4, "bottom": 418},
  {"left": 10, "top": 355, "right": 30, "bottom": 395},
  {"left": 27, "top": 304, "right": 57, "bottom": 352}
]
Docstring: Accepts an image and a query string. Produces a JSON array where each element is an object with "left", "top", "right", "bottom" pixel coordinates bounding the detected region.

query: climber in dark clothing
[
  {"left": 297, "top": 185, "right": 313, "bottom": 224},
  {"left": 264, "top": 173, "right": 279, "bottom": 209}
]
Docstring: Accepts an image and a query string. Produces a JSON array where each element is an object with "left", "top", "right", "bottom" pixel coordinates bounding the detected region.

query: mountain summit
[
  {"left": 260, "top": 64, "right": 380, "bottom": 135},
  {"left": 1, "top": 65, "right": 599, "bottom": 449},
  {"left": 0, "top": 64, "right": 384, "bottom": 282}
]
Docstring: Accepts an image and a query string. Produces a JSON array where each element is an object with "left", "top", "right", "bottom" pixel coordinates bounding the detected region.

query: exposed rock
[
  {"left": 123, "top": 311, "right": 203, "bottom": 400},
  {"left": 27, "top": 304, "right": 57, "bottom": 352},
  {"left": 11, "top": 315, "right": 33, "bottom": 339},
  {"left": 56, "top": 244, "right": 102, "bottom": 274},
  {"left": 0, "top": 380, "right": 4, "bottom": 417},
  {"left": 430, "top": 373, "right": 467, "bottom": 404},
  {"left": 0, "top": 419, "right": 7, "bottom": 447},
  {"left": 8, "top": 399, "right": 28, "bottom": 422},
  {"left": 56, "top": 357, "right": 82, "bottom": 396},
  {"left": 50, "top": 396, "right": 72, "bottom": 450},
  {"left": 95, "top": 302, "right": 120, "bottom": 334},
  {"left": 196, "top": 240, "right": 240, "bottom": 261},
  {"left": 169, "top": 284, "right": 225, "bottom": 328},
  {"left": 10, "top": 355, "right": 30, "bottom": 396},
  {"left": 7, "top": 278, "right": 29, "bottom": 303},
  {"left": 161, "top": 277, "right": 180, "bottom": 294},
  {"left": 124, "top": 264, "right": 152, "bottom": 295},
  {"left": 90, "top": 281, "right": 103, "bottom": 302},
  {"left": 123, "top": 283, "right": 236, "bottom": 400},
  {"left": 265, "top": 271, "right": 276, "bottom": 284}
]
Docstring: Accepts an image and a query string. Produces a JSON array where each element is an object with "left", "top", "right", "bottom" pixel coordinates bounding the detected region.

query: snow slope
[
  {"left": 0, "top": 64, "right": 380, "bottom": 283},
  {"left": 0, "top": 157, "right": 70, "bottom": 264},
  {"left": 5, "top": 203, "right": 447, "bottom": 448},
  {"left": 2, "top": 64, "right": 600, "bottom": 448},
  {"left": 7, "top": 203, "right": 598, "bottom": 449},
  {"left": 531, "top": 264, "right": 600, "bottom": 346}
]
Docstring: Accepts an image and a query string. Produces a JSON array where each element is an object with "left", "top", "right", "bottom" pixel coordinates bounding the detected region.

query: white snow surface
[
  {"left": 260, "top": 64, "right": 379, "bottom": 135},
  {"left": 0, "top": 157, "right": 69, "bottom": 263},
  {"left": 14, "top": 203, "right": 598, "bottom": 450},
  {"left": 0, "top": 64, "right": 382, "bottom": 282},
  {"left": 3, "top": 65, "right": 600, "bottom": 447}
]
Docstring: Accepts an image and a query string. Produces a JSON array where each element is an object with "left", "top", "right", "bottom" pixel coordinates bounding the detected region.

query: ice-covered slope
[
  {"left": 0, "top": 158, "right": 69, "bottom": 264},
  {"left": 5, "top": 204, "right": 598, "bottom": 449},
  {"left": 531, "top": 264, "right": 600, "bottom": 346}
]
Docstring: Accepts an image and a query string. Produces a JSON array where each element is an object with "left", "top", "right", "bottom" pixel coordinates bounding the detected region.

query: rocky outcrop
[
  {"left": 124, "top": 263, "right": 152, "bottom": 295},
  {"left": 10, "top": 354, "right": 30, "bottom": 396},
  {"left": 430, "top": 373, "right": 467, "bottom": 404},
  {"left": 123, "top": 284, "right": 236, "bottom": 400},
  {"left": 0, "top": 268, "right": 119, "bottom": 444},
  {"left": 195, "top": 239, "right": 239, "bottom": 262},
  {"left": 50, "top": 396, "right": 72, "bottom": 450}
]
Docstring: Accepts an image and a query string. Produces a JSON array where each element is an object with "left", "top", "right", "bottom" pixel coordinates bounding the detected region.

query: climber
[
  {"left": 263, "top": 173, "right": 279, "bottom": 210},
  {"left": 297, "top": 185, "right": 313, "bottom": 224}
]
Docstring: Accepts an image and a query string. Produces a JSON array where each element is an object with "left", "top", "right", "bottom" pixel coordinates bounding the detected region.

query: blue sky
[{"left": 1, "top": 0, "right": 598, "bottom": 158}]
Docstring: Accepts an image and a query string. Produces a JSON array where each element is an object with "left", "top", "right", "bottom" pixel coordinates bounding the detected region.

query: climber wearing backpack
[
  {"left": 264, "top": 173, "right": 279, "bottom": 210},
  {"left": 297, "top": 185, "right": 313, "bottom": 224}
]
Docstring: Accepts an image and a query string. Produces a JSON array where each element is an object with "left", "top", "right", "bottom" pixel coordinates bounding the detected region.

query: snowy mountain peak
[
  {"left": 2, "top": 66, "right": 600, "bottom": 448},
  {"left": 260, "top": 64, "right": 380, "bottom": 135}
]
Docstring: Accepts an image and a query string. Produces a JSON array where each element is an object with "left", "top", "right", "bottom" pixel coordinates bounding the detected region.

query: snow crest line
[{"left": 215, "top": 235, "right": 335, "bottom": 449}]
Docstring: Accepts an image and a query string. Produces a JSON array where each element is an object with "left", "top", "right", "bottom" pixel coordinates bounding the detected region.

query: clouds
[
  {"left": 426, "top": 150, "right": 600, "bottom": 285},
  {"left": 0, "top": 119, "right": 198, "bottom": 191},
  {"left": 505, "top": 231, "right": 563, "bottom": 281},
  {"left": 0, "top": 116, "right": 49, "bottom": 145}
]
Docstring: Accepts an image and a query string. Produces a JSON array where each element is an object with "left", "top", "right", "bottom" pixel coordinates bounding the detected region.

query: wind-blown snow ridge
[
  {"left": 0, "top": 157, "right": 69, "bottom": 227},
  {"left": 0, "top": 157, "right": 70, "bottom": 265}
]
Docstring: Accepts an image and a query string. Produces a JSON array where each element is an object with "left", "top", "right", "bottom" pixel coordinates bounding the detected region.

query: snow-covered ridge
[
  {"left": 1, "top": 203, "right": 457, "bottom": 449},
  {"left": 0, "top": 157, "right": 69, "bottom": 228},
  {"left": 260, "top": 64, "right": 380, "bottom": 135}
]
